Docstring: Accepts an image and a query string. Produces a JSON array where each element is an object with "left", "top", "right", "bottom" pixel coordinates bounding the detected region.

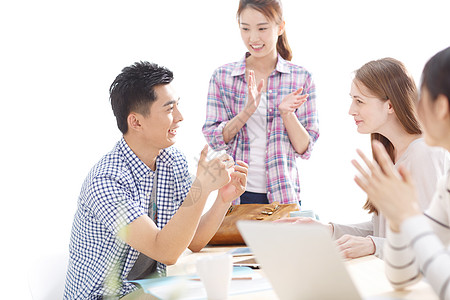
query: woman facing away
[
  {"left": 202, "top": 0, "right": 319, "bottom": 205},
  {"left": 353, "top": 47, "right": 450, "bottom": 300},
  {"left": 277, "top": 57, "right": 449, "bottom": 259}
]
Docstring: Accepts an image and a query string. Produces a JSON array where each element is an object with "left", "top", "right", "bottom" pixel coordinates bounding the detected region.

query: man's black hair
[{"left": 109, "top": 61, "right": 174, "bottom": 134}]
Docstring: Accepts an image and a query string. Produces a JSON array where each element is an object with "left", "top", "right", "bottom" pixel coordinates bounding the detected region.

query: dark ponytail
[{"left": 277, "top": 31, "right": 292, "bottom": 61}]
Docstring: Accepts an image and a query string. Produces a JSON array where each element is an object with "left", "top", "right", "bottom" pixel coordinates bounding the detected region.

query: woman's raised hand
[
  {"left": 279, "top": 87, "right": 308, "bottom": 116},
  {"left": 352, "top": 140, "right": 421, "bottom": 231},
  {"left": 245, "top": 70, "right": 264, "bottom": 114}
]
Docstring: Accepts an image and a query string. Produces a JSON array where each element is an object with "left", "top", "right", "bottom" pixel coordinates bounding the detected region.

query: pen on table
[{"left": 189, "top": 277, "right": 252, "bottom": 281}]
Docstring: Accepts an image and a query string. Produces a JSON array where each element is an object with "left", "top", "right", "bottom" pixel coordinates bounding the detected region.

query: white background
[{"left": 1, "top": 0, "right": 449, "bottom": 298}]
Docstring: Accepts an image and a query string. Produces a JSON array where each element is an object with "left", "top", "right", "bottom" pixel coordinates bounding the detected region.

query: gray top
[{"left": 127, "top": 171, "right": 158, "bottom": 280}]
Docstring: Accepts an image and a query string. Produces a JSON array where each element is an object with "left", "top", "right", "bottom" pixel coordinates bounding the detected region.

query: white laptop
[{"left": 237, "top": 221, "right": 364, "bottom": 300}]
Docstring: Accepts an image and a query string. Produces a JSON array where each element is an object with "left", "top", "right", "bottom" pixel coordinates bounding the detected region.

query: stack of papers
[{"left": 130, "top": 266, "right": 272, "bottom": 300}]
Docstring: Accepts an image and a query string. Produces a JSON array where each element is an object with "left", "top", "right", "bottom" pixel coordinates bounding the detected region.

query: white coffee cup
[{"left": 196, "top": 253, "right": 233, "bottom": 300}]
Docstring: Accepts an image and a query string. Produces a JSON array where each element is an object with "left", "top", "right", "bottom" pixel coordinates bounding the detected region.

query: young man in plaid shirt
[{"left": 64, "top": 61, "right": 248, "bottom": 299}]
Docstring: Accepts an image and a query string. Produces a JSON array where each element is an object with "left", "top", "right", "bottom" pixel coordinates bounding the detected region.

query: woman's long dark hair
[{"left": 421, "top": 46, "right": 450, "bottom": 103}]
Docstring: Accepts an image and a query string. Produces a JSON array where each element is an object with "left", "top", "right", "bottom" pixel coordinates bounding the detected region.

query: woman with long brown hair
[
  {"left": 202, "top": 0, "right": 319, "bottom": 205},
  {"left": 353, "top": 47, "right": 450, "bottom": 299},
  {"left": 278, "top": 58, "right": 448, "bottom": 259}
]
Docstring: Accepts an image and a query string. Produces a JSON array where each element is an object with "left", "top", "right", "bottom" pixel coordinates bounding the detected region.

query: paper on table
[
  {"left": 130, "top": 266, "right": 272, "bottom": 300},
  {"left": 227, "top": 247, "right": 253, "bottom": 257}
]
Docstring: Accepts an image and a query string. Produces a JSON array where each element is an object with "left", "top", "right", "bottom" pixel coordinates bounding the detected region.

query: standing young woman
[
  {"left": 202, "top": 0, "right": 319, "bottom": 205},
  {"left": 277, "top": 58, "right": 449, "bottom": 259},
  {"left": 353, "top": 47, "right": 450, "bottom": 300}
]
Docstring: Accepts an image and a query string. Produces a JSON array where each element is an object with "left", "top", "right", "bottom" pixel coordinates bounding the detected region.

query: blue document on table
[
  {"left": 226, "top": 247, "right": 253, "bottom": 256},
  {"left": 130, "top": 266, "right": 272, "bottom": 300}
]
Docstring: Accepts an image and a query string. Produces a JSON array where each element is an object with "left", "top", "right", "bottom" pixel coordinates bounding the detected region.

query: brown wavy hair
[
  {"left": 354, "top": 58, "right": 422, "bottom": 214},
  {"left": 237, "top": 0, "right": 292, "bottom": 61}
]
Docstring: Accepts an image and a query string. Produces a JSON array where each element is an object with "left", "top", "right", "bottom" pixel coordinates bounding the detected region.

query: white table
[{"left": 166, "top": 246, "right": 438, "bottom": 300}]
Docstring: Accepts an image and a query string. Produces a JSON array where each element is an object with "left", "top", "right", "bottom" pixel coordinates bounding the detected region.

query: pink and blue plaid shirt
[{"left": 202, "top": 53, "right": 319, "bottom": 205}]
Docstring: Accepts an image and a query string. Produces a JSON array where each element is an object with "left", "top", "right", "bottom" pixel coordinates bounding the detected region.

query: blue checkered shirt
[{"left": 64, "top": 138, "right": 192, "bottom": 299}]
